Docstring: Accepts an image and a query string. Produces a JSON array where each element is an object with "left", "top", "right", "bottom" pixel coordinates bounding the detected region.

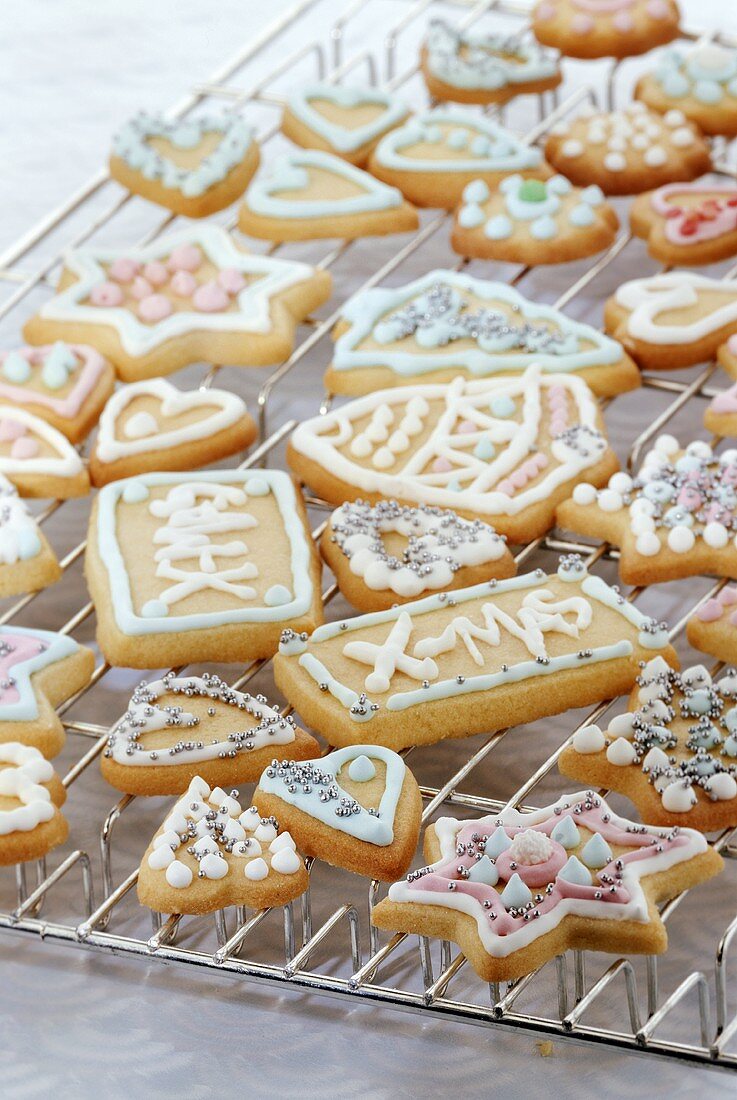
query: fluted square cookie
[
  {"left": 85, "top": 469, "right": 323, "bottom": 669},
  {"left": 290, "top": 364, "right": 618, "bottom": 544},
  {"left": 274, "top": 556, "right": 675, "bottom": 751},
  {"left": 372, "top": 789, "right": 721, "bottom": 983}
]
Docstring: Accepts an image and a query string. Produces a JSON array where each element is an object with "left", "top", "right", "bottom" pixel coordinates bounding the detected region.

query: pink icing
[
  {"left": 458, "top": 419, "right": 477, "bottom": 434},
  {"left": 90, "top": 281, "right": 124, "bottom": 307},
  {"left": 192, "top": 283, "right": 229, "bottom": 313},
  {"left": 728, "top": 335, "right": 737, "bottom": 356},
  {"left": 573, "top": 0, "right": 635, "bottom": 11},
  {"left": 109, "top": 257, "right": 140, "bottom": 283},
  {"left": 170, "top": 271, "right": 198, "bottom": 297},
  {"left": 0, "top": 345, "right": 107, "bottom": 419},
  {"left": 535, "top": 1, "right": 556, "bottom": 20},
  {"left": 217, "top": 267, "right": 246, "bottom": 295},
  {"left": 697, "top": 585, "right": 737, "bottom": 621},
  {"left": 651, "top": 185, "right": 737, "bottom": 247},
  {"left": 131, "top": 276, "right": 153, "bottom": 300},
  {"left": 571, "top": 12, "right": 594, "bottom": 31},
  {"left": 143, "top": 261, "right": 169, "bottom": 287},
  {"left": 709, "top": 383, "right": 737, "bottom": 416},
  {"left": 0, "top": 418, "right": 27, "bottom": 442},
  {"left": 10, "top": 437, "right": 38, "bottom": 459},
  {"left": 613, "top": 11, "right": 634, "bottom": 29},
  {"left": 137, "top": 294, "right": 173, "bottom": 323},
  {"left": 495, "top": 838, "right": 567, "bottom": 887},
  {"left": 432, "top": 456, "right": 453, "bottom": 474},
  {"left": 406, "top": 796, "right": 693, "bottom": 938},
  {"left": 730, "top": 611, "right": 737, "bottom": 627},
  {"left": 0, "top": 634, "right": 49, "bottom": 706},
  {"left": 677, "top": 485, "right": 702, "bottom": 510},
  {"left": 646, "top": 0, "right": 670, "bottom": 16},
  {"left": 720, "top": 586, "right": 737, "bottom": 606},
  {"left": 168, "top": 244, "right": 202, "bottom": 273}
]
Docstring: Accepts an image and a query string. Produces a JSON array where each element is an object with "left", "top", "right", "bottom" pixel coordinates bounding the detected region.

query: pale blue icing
[
  {"left": 547, "top": 176, "right": 572, "bottom": 196},
  {"left": 447, "top": 128, "right": 468, "bottom": 149},
  {"left": 332, "top": 270, "right": 624, "bottom": 377},
  {"left": 569, "top": 204, "right": 595, "bottom": 227},
  {"left": 264, "top": 584, "right": 293, "bottom": 607},
  {"left": 489, "top": 394, "right": 515, "bottom": 417},
  {"left": 245, "top": 149, "right": 404, "bottom": 219},
  {"left": 694, "top": 79, "right": 723, "bottom": 104},
  {"left": 257, "top": 744, "right": 406, "bottom": 844},
  {"left": 457, "top": 203, "right": 485, "bottom": 228},
  {"left": 41, "top": 342, "right": 77, "bottom": 390},
  {"left": 473, "top": 437, "right": 495, "bottom": 461},
  {"left": 373, "top": 107, "right": 543, "bottom": 174},
  {"left": 425, "top": 18, "right": 559, "bottom": 92},
  {"left": 467, "top": 854, "right": 498, "bottom": 885},
  {"left": 17, "top": 529, "right": 41, "bottom": 561},
  {"left": 447, "top": 477, "right": 461, "bottom": 492},
  {"left": 580, "top": 832, "right": 613, "bottom": 869},
  {"left": 0, "top": 626, "right": 82, "bottom": 722},
  {"left": 463, "top": 180, "right": 490, "bottom": 204},
  {"left": 500, "top": 872, "right": 532, "bottom": 909},
  {"left": 121, "top": 480, "right": 150, "bottom": 504},
  {"left": 580, "top": 185, "right": 604, "bottom": 207},
  {"left": 2, "top": 352, "right": 31, "bottom": 384},
  {"left": 97, "top": 470, "right": 315, "bottom": 636},
  {"left": 113, "top": 110, "right": 254, "bottom": 197},
  {"left": 654, "top": 44, "right": 737, "bottom": 107},
  {"left": 501, "top": 175, "right": 561, "bottom": 220},
  {"left": 723, "top": 733, "right": 737, "bottom": 757},
  {"left": 244, "top": 476, "right": 271, "bottom": 496},
  {"left": 580, "top": 574, "right": 670, "bottom": 650},
  {"left": 550, "top": 815, "right": 580, "bottom": 849},
  {"left": 660, "top": 71, "right": 689, "bottom": 97},
  {"left": 483, "top": 214, "right": 513, "bottom": 239},
  {"left": 348, "top": 754, "right": 376, "bottom": 782},
  {"left": 484, "top": 828, "right": 511, "bottom": 858},
  {"left": 287, "top": 83, "right": 408, "bottom": 154},
  {"left": 557, "top": 855, "right": 592, "bottom": 886},
  {"left": 530, "top": 215, "right": 557, "bottom": 240}
]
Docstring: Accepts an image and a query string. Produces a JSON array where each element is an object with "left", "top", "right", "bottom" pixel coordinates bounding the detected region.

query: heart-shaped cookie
[
  {"left": 238, "top": 149, "right": 418, "bottom": 242},
  {"left": 254, "top": 745, "right": 421, "bottom": 881},
  {"left": 281, "top": 83, "right": 409, "bottom": 166},
  {"left": 137, "top": 775, "right": 308, "bottom": 915},
  {"left": 110, "top": 110, "right": 260, "bottom": 218},
  {"left": 89, "top": 379, "right": 257, "bottom": 486},
  {"left": 631, "top": 182, "right": 737, "bottom": 265},
  {"left": 0, "top": 406, "right": 89, "bottom": 498},
  {"left": 0, "top": 627, "right": 94, "bottom": 758},
  {"left": 0, "top": 743, "right": 67, "bottom": 865},
  {"left": 0, "top": 343, "right": 114, "bottom": 443},
  {"left": 101, "top": 672, "right": 320, "bottom": 795}
]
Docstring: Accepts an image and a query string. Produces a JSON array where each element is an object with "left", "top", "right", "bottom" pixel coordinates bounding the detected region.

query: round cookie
[
  {"left": 421, "top": 18, "right": 562, "bottom": 106},
  {"left": 532, "top": 0, "right": 680, "bottom": 60},
  {"left": 545, "top": 103, "right": 711, "bottom": 196},
  {"left": 281, "top": 83, "right": 409, "bottom": 167},
  {"left": 452, "top": 175, "right": 618, "bottom": 265},
  {"left": 110, "top": 110, "right": 259, "bottom": 217},
  {"left": 636, "top": 42, "right": 737, "bottom": 138},
  {"left": 321, "top": 499, "right": 516, "bottom": 613}
]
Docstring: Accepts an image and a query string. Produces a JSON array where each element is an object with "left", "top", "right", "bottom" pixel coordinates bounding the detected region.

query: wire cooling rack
[{"left": 2, "top": 0, "right": 737, "bottom": 1072}]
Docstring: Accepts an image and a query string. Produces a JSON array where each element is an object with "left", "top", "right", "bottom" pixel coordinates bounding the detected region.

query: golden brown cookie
[
  {"left": 0, "top": 406, "right": 89, "bottom": 499},
  {"left": 636, "top": 42, "right": 737, "bottom": 138},
  {"left": 0, "top": 476, "right": 60, "bottom": 598},
  {"left": 532, "top": 0, "right": 680, "bottom": 60},
  {"left": 630, "top": 181, "right": 737, "bottom": 266},
  {"left": 687, "top": 585, "right": 737, "bottom": 666},
  {"left": 0, "top": 743, "right": 68, "bottom": 866},
  {"left": 281, "top": 83, "right": 409, "bottom": 167}
]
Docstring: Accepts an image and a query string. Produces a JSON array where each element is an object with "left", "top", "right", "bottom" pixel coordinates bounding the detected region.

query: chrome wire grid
[{"left": 2, "top": 0, "right": 737, "bottom": 1072}]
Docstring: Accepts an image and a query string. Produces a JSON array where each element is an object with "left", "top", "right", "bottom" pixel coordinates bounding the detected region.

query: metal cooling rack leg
[
  {"left": 285, "top": 903, "right": 362, "bottom": 978},
  {"left": 637, "top": 972, "right": 711, "bottom": 1050},
  {"left": 215, "top": 909, "right": 228, "bottom": 948},
  {"left": 563, "top": 959, "right": 642, "bottom": 1035},
  {"left": 713, "top": 914, "right": 737, "bottom": 1055},
  {"left": 13, "top": 850, "right": 95, "bottom": 922},
  {"left": 77, "top": 869, "right": 138, "bottom": 940},
  {"left": 213, "top": 908, "right": 270, "bottom": 965},
  {"left": 350, "top": 932, "right": 407, "bottom": 989},
  {"left": 419, "top": 935, "right": 434, "bottom": 989},
  {"left": 100, "top": 794, "right": 136, "bottom": 919},
  {"left": 14, "top": 863, "right": 27, "bottom": 908},
  {"left": 148, "top": 914, "right": 182, "bottom": 953}
]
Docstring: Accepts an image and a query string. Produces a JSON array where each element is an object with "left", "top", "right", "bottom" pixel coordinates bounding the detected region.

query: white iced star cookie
[
  {"left": 452, "top": 175, "right": 618, "bottom": 265},
  {"left": 110, "top": 109, "right": 260, "bottom": 217},
  {"left": 420, "top": 18, "right": 562, "bottom": 105},
  {"left": 545, "top": 103, "right": 710, "bottom": 196},
  {"left": 372, "top": 789, "right": 721, "bottom": 982},
  {"left": 24, "top": 225, "right": 332, "bottom": 382},
  {"left": 88, "top": 378, "right": 257, "bottom": 487}
]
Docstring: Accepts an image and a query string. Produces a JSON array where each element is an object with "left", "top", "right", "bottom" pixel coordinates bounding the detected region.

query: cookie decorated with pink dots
[
  {"left": 533, "top": 0, "right": 680, "bottom": 61},
  {"left": 373, "top": 789, "right": 721, "bottom": 982},
  {"left": 23, "top": 226, "right": 332, "bottom": 383},
  {"left": 557, "top": 436, "right": 737, "bottom": 586},
  {"left": 0, "top": 406, "right": 89, "bottom": 499},
  {"left": 288, "top": 363, "right": 618, "bottom": 545},
  {"left": 545, "top": 103, "right": 710, "bottom": 196}
]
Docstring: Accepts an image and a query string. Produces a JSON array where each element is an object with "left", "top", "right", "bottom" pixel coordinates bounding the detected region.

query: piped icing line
[
  {"left": 614, "top": 272, "right": 737, "bottom": 346},
  {"left": 0, "top": 406, "right": 84, "bottom": 479},
  {"left": 0, "top": 743, "right": 56, "bottom": 835},
  {"left": 424, "top": 19, "right": 560, "bottom": 91},
  {"left": 573, "top": 658, "right": 737, "bottom": 812},
  {"left": 106, "top": 672, "right": 298, "bottom": 767},
  {"left": 245, "top": 149, "right": 405, "bottom": 218},
  {"left": 651, "top": 43, "right": 737, "bottom": 107},
  {"left": 372, "top": 108, "right": 543, "bottom": 174},
  {"left": 0, "top": 343, "right": 107, "bottom": 419},
  {"left": 387, "top": 790, "right": 709, "bottom": 957},
  {"left": 0, "top": 476, "right": 43, "bottom": 565},
  {"left": 648, "top": 183, "right": 737, "bottom": 245},
  {"left": 145, "top": 776, "right": 302, "bottom": 889},
  {"left": 333, "top": 270, "right": 624, "bottom": 377},
  {"left": 96, "top": 470, "right": 315, "bottom": 636},
  {"left": 94, "top": 379, "right": 248, "bottom": 463},
  {"left": 112, "top": 110, "right": 254, "bottom": 198},
  {"left": 572, "top": 437, "right": 737, "bottom": 559},
  {"left": 328, "top": 499, "right": 508, "bottom": 598},
  {"left": 258, "top": 745, "right": 405, "bottom": 845},
  {"left": 292, "top": 364, "right": 609, "bottom": 517},
  {"left": 0, "top": 626, "right": 81, "bottom": 722},
  {"left": 287, "top": 84, "right": 408, "bottom": 154},
  {"left": 281, "top": 557, "right": 669, "bottom": 722},
  {"left": 38, "top": 225, "right": 321, "bottom": 357}
]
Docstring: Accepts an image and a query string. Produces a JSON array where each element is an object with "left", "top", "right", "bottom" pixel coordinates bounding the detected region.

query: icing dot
[
  {"left": 141, "top": 598, "right": 169, "bottom": 618},
  {"left": 530, "top": 215, "right": 557, "bottom": 240},
  {"left": 122, "top": 480, "right": 150, "bottom": 504},
  {"left": 670, "top": 127, "right": 695, "bottom": 147},
  {"left": 603, "top": 153, "right": 626, "bottom": 172},
  {"left": 218, "top": 267, "right": 246, "bottom": 295},
  {"left": 580, "top": 833, "right": 612, "bottom": 869},
  {"left": 270, "top": 847, "right": 301, "bottom": 874},
  {"left": 606, "top": 737, "right": 637, "bottom": 766},
  {"left": 562, "top": 139, "right": 584, "bottom": 158},
  {"left": 597, "top": 489, "right": 623, "bottom": 513},
  {"left": 644, "top": 146, "right": 667, "bottom": 167},
  {"left": 131, "top": 276, "right": 154, "bottom": 300},
  {"left": 704, "top": 522, "right": 729, "bottom": 549},
  {"left": 138, "top": 294, "right": 172, "bottom": 323},
  {"left": 1, "top": 352, "right": 32, "bottom": 384},
  {"left": 264, "top": 584, "right": 292, "bottom": 607},
  {"left": 490, "top": 395, "right": 515, "bottom": 418},
  {"left": 572, "top": 482, "right": 597, "bottom": 505},
  {"left": 347, "top": 754, "right": 376, "bottom": 782},
  {"left": 244, "top": 857, "right": 269, "bottom": 881},
  {"left": 192, "top": 282, "right": 229, "bottom": 312},
  {"left": 124, "top": 411, "right": 158, "bottom": 439},
  {"left": 168, "top": 243, "right": 203, "bottom": 272},
  {"left": 109, "top": 257, "right": 140, "bottom": 283},
  {"left": 467, "top": 855, "right": 498, "bottom": 885},
  {"left": 484, "top": 829, "right": 511, "bottom": 858},
  {"left": 557, "top": 855, "right": 591, "bottom": 887},
  {"left": 667, "top": 525, "right": 695, "bottom": 554},
  {"left": 170, "top": 271, "right": 198, "bottom": 297},
  {"left": 500, "top": 872, "right": 533, "bottom": 910},
  {"left": 572, "top": 723, "right": 605, "bottom": 753},
  {"left": 661, "top": 781, "right": 696, "bottom": 812},
  {"left": 462, "top": 180, "right": 490, "bottom": 204},
  {"left": 244, "top": 476, "right": 270, "bottom": 496},
  {"left": 483, "top": 214, "right": 513, "bottom": 240},
  {"left": 143, "top": 261, "right": 169, "bottom": 287},
  {"left": 165, "top": 860, "right": 193, "bottom": 888},
  {"left": 90, "top": 281, "right": 124, "bottom": 307},
  {"left": 569, "top": 204, "right": 595, "bottom": 227}
]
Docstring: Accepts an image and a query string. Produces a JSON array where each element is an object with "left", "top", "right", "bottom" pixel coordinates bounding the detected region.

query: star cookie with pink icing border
[
  {"left": 373, "top": 789, "right": 722, "bottom": 982},
  {"left": 532, "top": 0, "right": 680, "bottom": 61},
  {"left": 23, "top": 225, "right": 332, "bottom": 383}
]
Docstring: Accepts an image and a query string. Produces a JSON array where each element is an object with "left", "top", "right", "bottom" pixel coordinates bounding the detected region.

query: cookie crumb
[{"left": 535, "top": 1040, "right": 554, "bottom": 1058}]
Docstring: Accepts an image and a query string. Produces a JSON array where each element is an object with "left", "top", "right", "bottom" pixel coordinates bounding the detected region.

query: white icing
[
  {"left": 615, "top": 273, "right": 737, "bottom": 346},
  {"left": 0, "top": 743, "right": 56, "bottom": 836},
  {"left": 0, "top": 475, "right": 43, "bottom": 565}
]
